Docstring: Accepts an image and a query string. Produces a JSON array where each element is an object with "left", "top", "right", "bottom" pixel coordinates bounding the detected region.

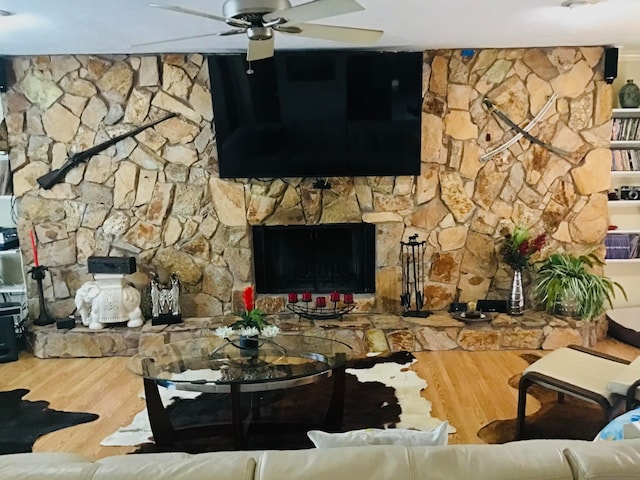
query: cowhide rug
[
  {"left": 102, "top": 351, "right": 453, "bottom": 452},
  {"left": 477, "top": 353, "right": 605, "bottom": 443},
  {"left": 0, "top": 388, "right": 99, "bottom": 454}
]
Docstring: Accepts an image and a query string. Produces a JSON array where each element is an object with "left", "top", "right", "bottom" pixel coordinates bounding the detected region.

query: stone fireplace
[
  {"left": 252, "top": 223, "right": 375, "bottom": 294},
  {"left": 2, "top": 47, "right": 613, "bottom": 326}
]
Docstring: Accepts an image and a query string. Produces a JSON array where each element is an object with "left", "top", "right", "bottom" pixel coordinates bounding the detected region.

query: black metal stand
[
  {"left": 400, "top": 234, "right": 431, "bottom": 318},
  {"left": 286, "top": 302, "right": 355, "bottom": 321},
  {"left": 28, "top": 265, "right": 56, "bottom": 326}
]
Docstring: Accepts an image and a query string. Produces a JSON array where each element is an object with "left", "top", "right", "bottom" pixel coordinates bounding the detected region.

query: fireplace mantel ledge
[{"left": 25, "top": 310, "right": 607, "bottom": 359}]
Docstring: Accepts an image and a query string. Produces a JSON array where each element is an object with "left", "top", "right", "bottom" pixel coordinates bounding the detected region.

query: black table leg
[
  {"left": 324, "top": 364, "right": 346, "bottom": 432},
  {"left": 230, "top": 383, "right": 247, "bottom": 449},
  {"left": 143, "top": 378, "right": 175, "bottom": 446}
]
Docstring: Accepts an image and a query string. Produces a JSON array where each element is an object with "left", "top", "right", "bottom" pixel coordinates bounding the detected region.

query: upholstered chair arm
[
  {"left": 625, "top": 378, "right": 640, "bottom": 411},
  {"left": 567, "top": 345, "right": 630, "bottom": 365}
]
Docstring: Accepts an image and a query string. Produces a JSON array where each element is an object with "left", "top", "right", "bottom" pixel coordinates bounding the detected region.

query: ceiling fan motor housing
[{"left": 223, "top": 0, "right": 292, "bottom": 21}]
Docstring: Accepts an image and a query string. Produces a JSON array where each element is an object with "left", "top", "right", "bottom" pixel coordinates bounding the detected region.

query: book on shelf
[
  {"left": 605, "top": 234, "right": 633, "bottom": 259},
  {"left": 612, "top": 117, "right": 640, "bottom": 141},
  {"left": 611, "top": 149, "right": 640, "bottom": 171},
  {"left": 606, "top": 233, "right": 640, "bottom": 260}
]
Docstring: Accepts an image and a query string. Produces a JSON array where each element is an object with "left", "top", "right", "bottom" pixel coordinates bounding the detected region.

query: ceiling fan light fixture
[{"left": 247, "top": 26, "right": 273, "bottom": 40}]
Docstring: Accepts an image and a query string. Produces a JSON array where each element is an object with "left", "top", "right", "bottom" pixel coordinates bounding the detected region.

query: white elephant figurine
[{"left": 75, "top": 274, "right": 144, "bottom": 330}]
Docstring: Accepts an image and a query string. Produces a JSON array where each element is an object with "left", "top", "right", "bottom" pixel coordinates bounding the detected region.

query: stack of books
[{"left": 605, "top": 234, "right": 640, "bottom": 259}]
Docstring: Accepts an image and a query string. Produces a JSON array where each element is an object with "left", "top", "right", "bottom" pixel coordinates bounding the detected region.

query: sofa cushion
[
  {"left": 0, "top": 452, "right": 98, "bottom": 480},
  {"left": 93, "top": 451, "right": 258, "bottom": 480},
  {"left": 563, "top": 438, "right": 640, "bottom": 480},
  {"left": 257, "top": 445, "right": 413, "bottom": 480},
  {"left": 408, "top": 440, "right": 579, "bottom": 480},
  {"left": 307, "top": 422, "right": 448, "bottom": 448}
]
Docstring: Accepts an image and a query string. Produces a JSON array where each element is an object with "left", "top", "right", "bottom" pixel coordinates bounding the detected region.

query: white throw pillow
[{"left": 307, "top": 422, "right": 449, "bottom": 448}]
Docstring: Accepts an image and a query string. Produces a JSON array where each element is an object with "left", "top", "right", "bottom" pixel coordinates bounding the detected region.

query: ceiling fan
[{"left": 136, "top": 0, "right": 383, "bottom": 61}]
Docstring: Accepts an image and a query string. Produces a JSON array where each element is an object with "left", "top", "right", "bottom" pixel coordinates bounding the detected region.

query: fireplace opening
[{"left": 252, "top": 223, "right": 375, "bottom": 294}]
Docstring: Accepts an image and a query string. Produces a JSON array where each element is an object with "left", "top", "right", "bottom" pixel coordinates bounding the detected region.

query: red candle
[
  {"left": 343, "top": 293, "right": 354, "bottom": 304},
  {"left": 288, "top": 292, "right": 298, "bottom": 303},
  {"left": 316, "top": 296, "right": 326, "bottom": 308},
  {"left": 330, "top": 291, "right": 340, "bottom": 302},
  {"left": 302, "top": 291, "right": 312, "bottom": 302},
  {"left": 30, "top": 230, "right": 39, "bottom": 267}
]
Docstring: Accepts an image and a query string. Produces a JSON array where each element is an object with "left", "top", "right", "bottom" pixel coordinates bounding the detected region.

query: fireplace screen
[{"left": 252, "top": 223, "right": 375, "bottom": 294}]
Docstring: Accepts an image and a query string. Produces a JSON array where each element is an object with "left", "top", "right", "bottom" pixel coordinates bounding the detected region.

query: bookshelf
[
  {"left": 606, "top": 108, "right": 640, "bottom": 307},
  {"left": 0, "top": 153, "right": 28, "bottom": 332}
]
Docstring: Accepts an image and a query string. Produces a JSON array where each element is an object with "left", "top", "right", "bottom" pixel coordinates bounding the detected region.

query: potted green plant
[{"left": 532, "top": 252, "right": 626, "bottom": 320}]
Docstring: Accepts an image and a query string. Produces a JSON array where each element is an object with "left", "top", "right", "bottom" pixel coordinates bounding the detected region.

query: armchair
[{"left": 515, "top": 345, "right": 640, "bottom": 440}]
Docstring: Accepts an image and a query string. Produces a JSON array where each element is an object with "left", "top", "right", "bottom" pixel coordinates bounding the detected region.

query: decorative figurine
[
  {"left": 74, "top": 274, "right": 143, "bottom": 330},
  {"left": 150, "top": 272, "right": 182, "bottom": 325}
]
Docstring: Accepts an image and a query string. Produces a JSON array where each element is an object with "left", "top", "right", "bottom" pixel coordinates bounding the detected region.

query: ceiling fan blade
[
  {"left": 217, "top": 28, "right": 248, "bottom": 36},
  {"left": 264, "top": 0, "right": 364, "bottom": 26},
  {"left": 150, "top": 4, "right": 250, "bottom": 28},
  {"left": 246, "top": 37, "right": 275, "bottom": 62},
  {"left": 281, "top": 23, "right": 383, "bottom": 44},
  {"left": 131, "top": 32, "right": 219, "bottom": 48}
]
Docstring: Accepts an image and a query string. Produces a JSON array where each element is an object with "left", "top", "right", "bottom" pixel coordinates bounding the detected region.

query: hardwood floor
[{"left": 0, "top": 337, "right": 637, "bottom": 459}]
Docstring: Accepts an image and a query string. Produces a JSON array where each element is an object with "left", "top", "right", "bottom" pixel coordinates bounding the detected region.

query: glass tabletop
[{"left": 128, "top": 335, "right": 352, "bottom": 393}]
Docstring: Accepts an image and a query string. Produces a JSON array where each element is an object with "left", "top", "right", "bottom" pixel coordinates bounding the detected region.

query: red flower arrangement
[
  {"left": 499, "top": 224, "right": 546, "bottom": 271},
  {"left": 243, "top": 286, "right": 255, "bottom": 311}
]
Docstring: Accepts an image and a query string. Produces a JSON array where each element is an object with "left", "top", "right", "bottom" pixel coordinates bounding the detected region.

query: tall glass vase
[{"left": 508, "top": 269, "right": 525, "bottom": 316}]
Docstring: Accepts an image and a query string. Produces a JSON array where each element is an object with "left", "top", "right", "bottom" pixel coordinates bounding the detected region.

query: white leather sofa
[{"left": 2, "top": 439, "right": 640, "bottom": 480}]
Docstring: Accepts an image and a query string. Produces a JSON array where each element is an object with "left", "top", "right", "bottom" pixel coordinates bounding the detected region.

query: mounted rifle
[{"left": 37, "top": 112, "right": 177, "bottom": 190}]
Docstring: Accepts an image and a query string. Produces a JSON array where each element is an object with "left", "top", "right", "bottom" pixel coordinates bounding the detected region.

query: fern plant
[{"left": 533, "top": 253, "right": 626, "bottom": 321}]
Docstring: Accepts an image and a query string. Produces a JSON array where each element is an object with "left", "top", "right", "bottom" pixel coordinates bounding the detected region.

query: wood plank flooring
[{"left": 0, "top": 337, "right": 637, "bottom": 459}]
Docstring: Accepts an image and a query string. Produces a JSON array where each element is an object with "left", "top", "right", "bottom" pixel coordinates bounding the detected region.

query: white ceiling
[{"left": 0, "top": 0, "right": 639, "bottom": 57}]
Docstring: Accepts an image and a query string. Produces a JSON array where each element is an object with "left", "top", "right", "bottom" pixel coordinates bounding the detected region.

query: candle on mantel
[
  {"left": 288, "top": 292, "right": 298, "bottom": 303},
  {"left": 330, "top": 291, "right": 340, "bottom": 302},
  {"left": 343, "top": 293, "right": 354, "bottom": 304},
  {"left": 315, "top": 296, "right": 326, "bottom": 308},
  {"left": 30, "top": 230, "right": 39, "bottom": 267},
  {"left": 302, "top": 291, "right": 312, "bottom": 302}
]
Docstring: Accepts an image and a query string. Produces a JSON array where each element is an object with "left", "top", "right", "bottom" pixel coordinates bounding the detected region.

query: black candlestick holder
[{"left": 29, "top": 265, "right": 56, "bottom": 326}]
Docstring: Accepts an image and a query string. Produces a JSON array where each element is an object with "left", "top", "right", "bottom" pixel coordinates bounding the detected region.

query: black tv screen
[{"left": 208, "top": 50, "right": 423, "bottom": 179}]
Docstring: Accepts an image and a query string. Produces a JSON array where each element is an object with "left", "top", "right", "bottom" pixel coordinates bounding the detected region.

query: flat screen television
[{"left": 208, "top": 50, "right": 423, "bottom": 179}]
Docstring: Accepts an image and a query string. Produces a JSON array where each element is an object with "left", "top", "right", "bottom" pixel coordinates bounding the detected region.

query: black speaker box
[
  {"left": 477, "top": 299, "right": 508, "bottom": 313},
  {"left": 0, "top": 315, "right": 18, "bottom": 363},
  {"left": 605, "top": 47, "right": 618, "bottom": 85},
  {"left": 0, "top": 57, "right": 7, "bottom": 92},
  {"left": 88, "top": 256, "right": 137, "bottom": 274}
]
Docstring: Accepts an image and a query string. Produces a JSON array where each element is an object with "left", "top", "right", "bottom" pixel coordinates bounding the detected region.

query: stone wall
[{"left": 2, "top": 48, "right": 612, "bottom": 320}]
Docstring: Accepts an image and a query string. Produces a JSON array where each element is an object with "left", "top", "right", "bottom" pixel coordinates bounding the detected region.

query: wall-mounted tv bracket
[
  {"left": 312, "top": 177, "right": 331, "bottom": 189},
  {"left": 480, "top": 93, "right": 567, "bottom": 161}
]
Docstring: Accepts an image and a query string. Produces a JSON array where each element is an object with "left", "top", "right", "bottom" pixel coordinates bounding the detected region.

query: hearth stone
[{"left": 25, "top": 311, "right": 608, "bottom": 359}]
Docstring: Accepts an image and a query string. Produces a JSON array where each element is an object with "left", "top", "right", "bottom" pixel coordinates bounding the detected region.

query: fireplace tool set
[{"left": 400, "top": 234, "right": 431, "bottom": 317}]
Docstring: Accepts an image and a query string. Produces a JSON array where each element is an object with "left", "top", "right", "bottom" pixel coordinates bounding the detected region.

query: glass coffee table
[{"left": 128, "top": 335, "right": 352, "bottom": 449}]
